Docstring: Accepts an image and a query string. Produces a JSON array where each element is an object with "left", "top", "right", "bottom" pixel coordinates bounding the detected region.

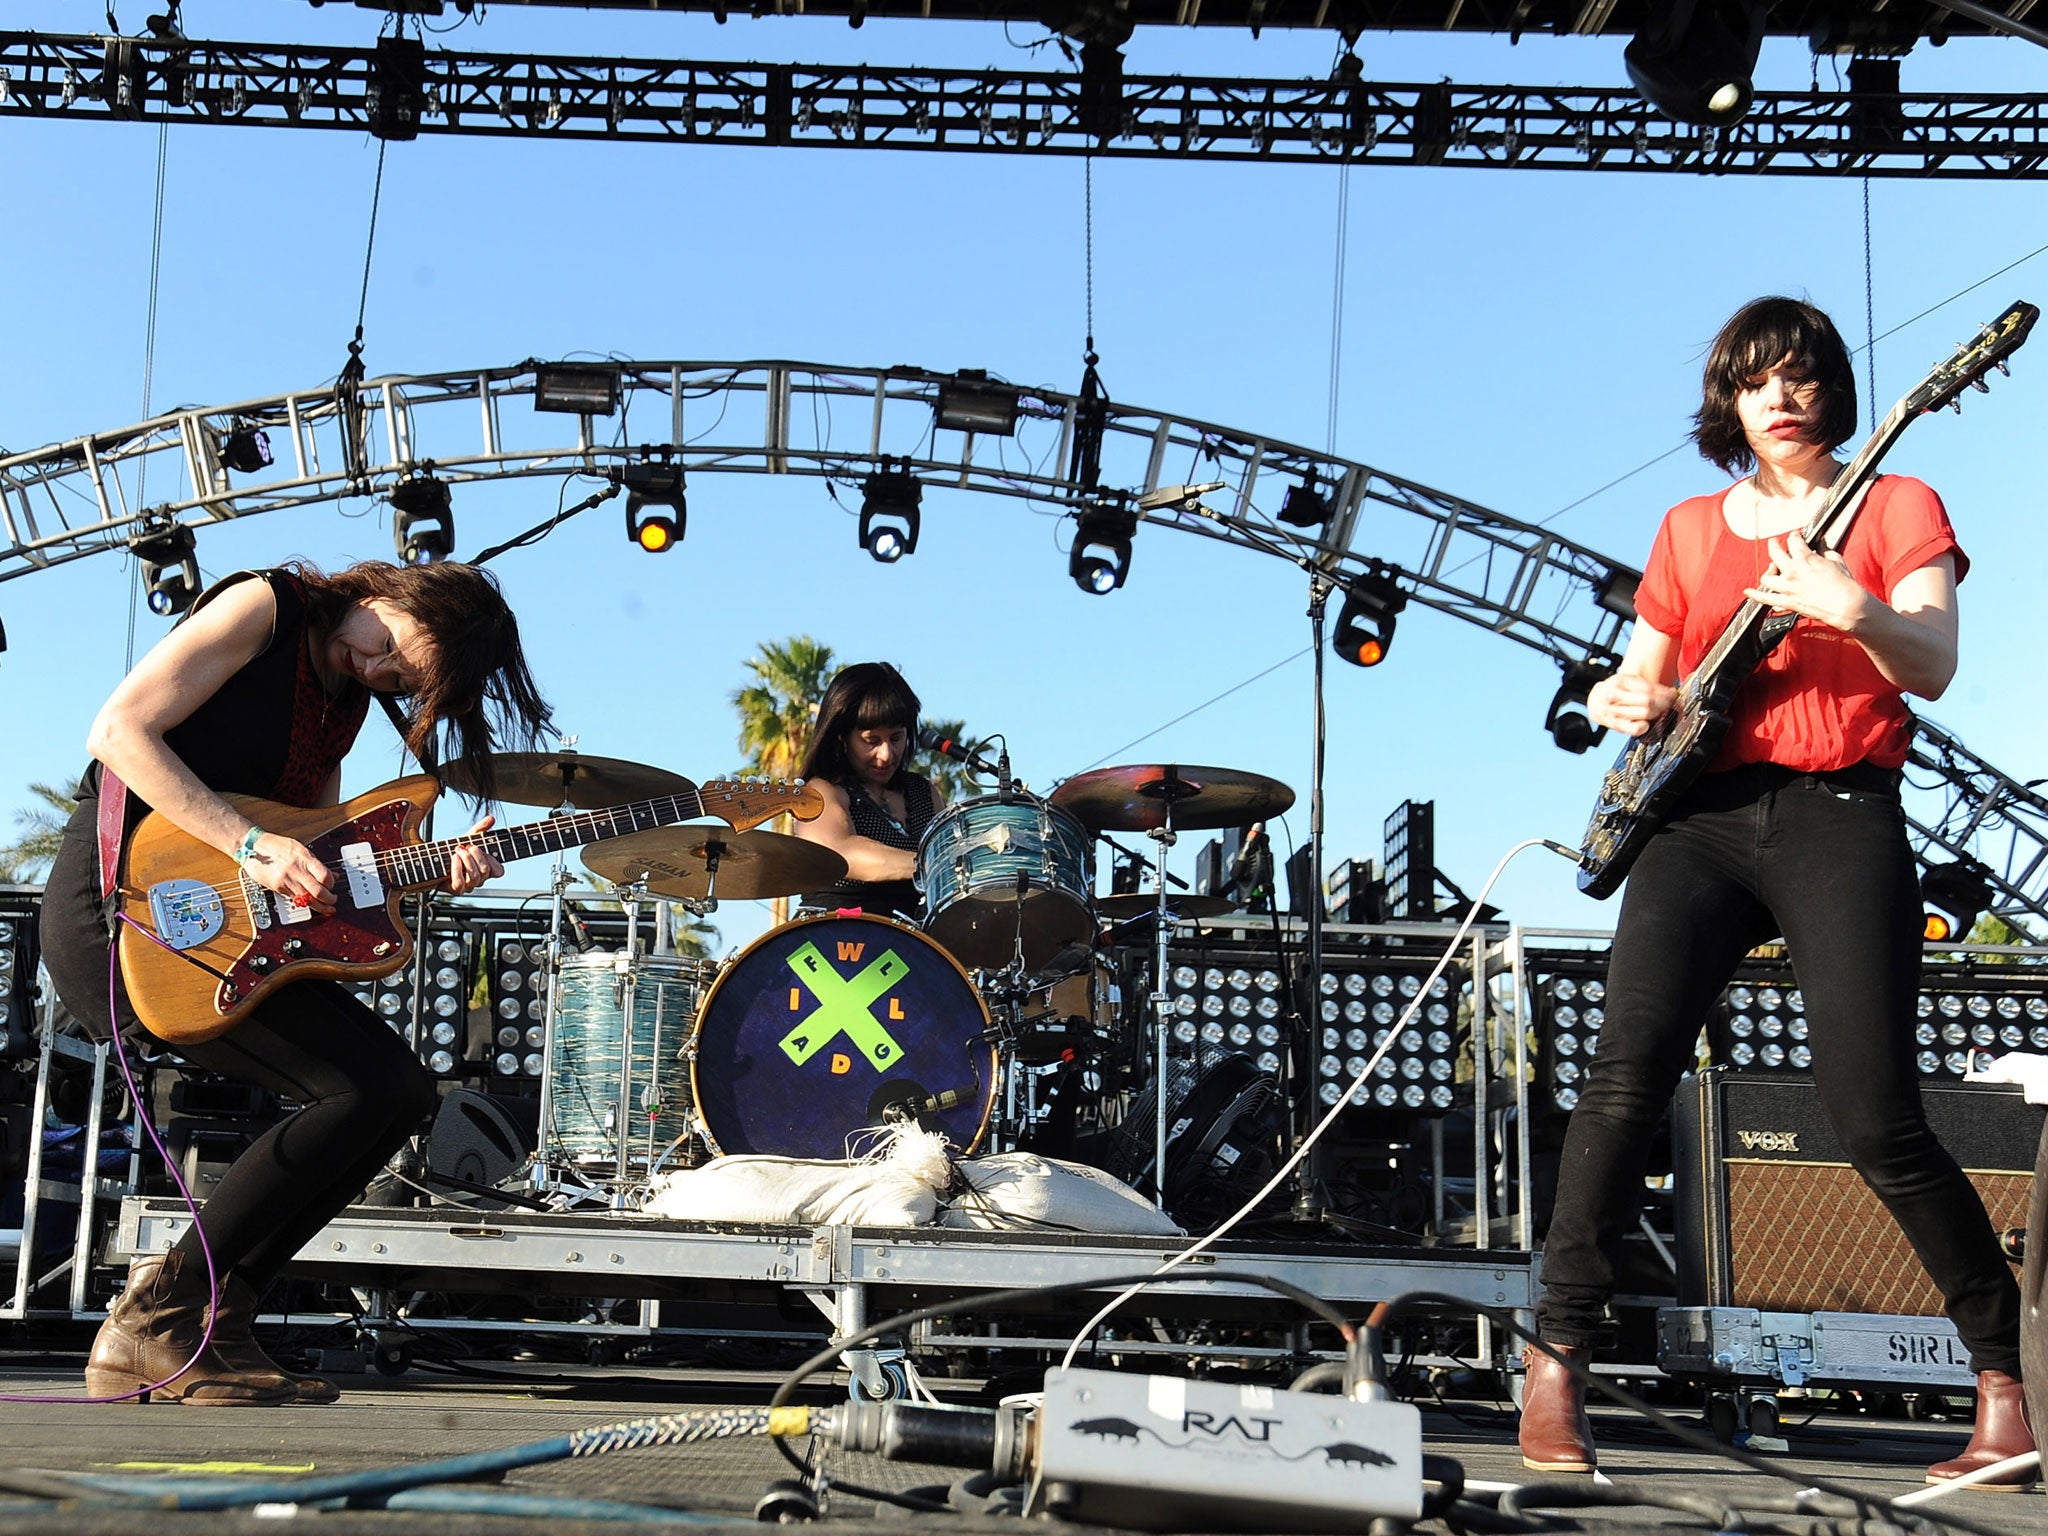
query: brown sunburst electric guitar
[{"left": 118, "top": 774, "right": 822, "bottom": 1045}]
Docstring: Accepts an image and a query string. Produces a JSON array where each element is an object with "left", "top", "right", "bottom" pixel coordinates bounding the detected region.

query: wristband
[{"left": 234, "top": 826, "right": 265, "bottom": 866}]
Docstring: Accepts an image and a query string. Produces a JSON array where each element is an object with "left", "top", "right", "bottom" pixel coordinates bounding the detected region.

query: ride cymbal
[
  {"left": 1093, "top": 892, "right": 1241, "bottom": 921},
  {"left": 442, "top": 752, "right": 697, "bottom": 809},
  {"left": 1049, "top": 764, "right": 1295, "bottom": 832},
  {"left": 583, "top": 826, "right": 846, "bottom": 901}
]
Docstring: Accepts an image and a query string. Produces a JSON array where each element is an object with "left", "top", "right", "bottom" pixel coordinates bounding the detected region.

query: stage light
[
  {"left": 1308, "top": 963, "right": 1464, "bottom": 1115},
  {"left": 1546, "top": 661, "right": 1612, "bottom": 755},
  {"left": 622, "top": 462, "right": 685, "bottom": 553},
  {"left": 1278, "top": 479, "right": 1332, "bottom": 530},
  {"left": 390, "top": 474, "right": 455, "bottom": 565},
  {"left": 1593, "top": 566, "right": 1639, "bottom": 620},
  {"left": 1332, "top": 573, "right": 1405, "bottom": 667},
  {"left": 218, "top": 425, "right": 273, "bottom": 475},
  {"left": 859, "top": 464, "right": 922, "bottom": 563},
  {"left": 1069, "top": 497, "right": 1137, "bottom": 594},
  {"left": 130, "top": 523, "right": 200, "bottom": 616},
  {"left": 1714, "top": 976, "right": 1809, "bottom": 1073},
  {"left": 1533, "top": 963, "right": 1609, "bottom": 1113},
  {"left": 1921, "top": 859, "right": 1993, "bottom": 943},
  {"left": 934, "top": 370, "right": 1020, "bottom": 437},
  {"left": 1624, "top": 0, "right": 1766, "bottom": 127},
  {"left": 533, "top": 363, "right": 622, "bottom": 417}
]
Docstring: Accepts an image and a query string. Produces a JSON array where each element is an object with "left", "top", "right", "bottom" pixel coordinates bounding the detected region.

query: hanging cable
[
  {"left": 1863, "top": 178, "right": 1878, "bottom": 431},
  {"left": 1326, "top": 162, "right": 1350, "bottom": 456},
  {"left": 127, "top": 118, "right": 171, "bottom": 669},
  {"left": 337, "top": 134, "right": 391, "bottom": 486}
]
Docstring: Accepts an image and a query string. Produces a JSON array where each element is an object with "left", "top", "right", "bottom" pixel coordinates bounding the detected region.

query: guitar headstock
[
  {"left": 1908, "top": 300, "right": 2038, "bottom": 416},
  {"left": 698, "top": 777, "right": 825, "bottom": 831}
]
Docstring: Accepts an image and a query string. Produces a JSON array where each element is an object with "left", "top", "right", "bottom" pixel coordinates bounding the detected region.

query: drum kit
[{"left": 456, "top": 746, "right": 1295, "bottom": 1208}]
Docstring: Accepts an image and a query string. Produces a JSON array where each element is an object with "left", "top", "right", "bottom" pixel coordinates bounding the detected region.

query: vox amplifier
[{"left": 1673, "top": 1068, "right": 2039, "bottom": 1316}]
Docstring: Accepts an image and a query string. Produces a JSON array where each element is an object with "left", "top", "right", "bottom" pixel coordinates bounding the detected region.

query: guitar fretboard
[{"left": 373, "top": 790, "right": 706, "bottom": 890}]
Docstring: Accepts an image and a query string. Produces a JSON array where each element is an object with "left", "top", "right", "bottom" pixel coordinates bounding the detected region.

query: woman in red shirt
[{"left": 1519, "top": 298, "right": 2031, "bottom": 1487}]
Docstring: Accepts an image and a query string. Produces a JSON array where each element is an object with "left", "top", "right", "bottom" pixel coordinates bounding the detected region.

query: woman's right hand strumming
[
  {"left": 237, "top": 833, "right": 337, "bottom": 917},
  {"left": 1588, "top": 672, "right": 1679, "bottom": 738}
]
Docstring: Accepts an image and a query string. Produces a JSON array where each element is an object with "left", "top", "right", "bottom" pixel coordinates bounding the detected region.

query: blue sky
[{"left": 3, "top": 2, "right": 2044, "bottom": 952}]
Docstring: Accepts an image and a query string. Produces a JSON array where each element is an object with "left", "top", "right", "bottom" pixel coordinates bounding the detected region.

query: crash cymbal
[
  {"left": 583, "top": 826, "right": 846, "bottom": 902},
  {"left": 1094, "top": 892, "right": 1240, "bottom": 921},
  {"left": 442, "top": 751, "right": 697, "bottom": 809},
  {"left": 1049, "top": 764, "right": 1295, "bottom": 833}
]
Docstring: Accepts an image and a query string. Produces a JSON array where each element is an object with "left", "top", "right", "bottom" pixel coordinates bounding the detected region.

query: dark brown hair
[
  {"left": 1691, "top": 296, "right": 1859, "bottom": 475},
  {"left": 294, "top": 560, "right": 553, "bottom": 804},
  {"left": 798, "top": 662, "right": 921, "bottom": 790}
]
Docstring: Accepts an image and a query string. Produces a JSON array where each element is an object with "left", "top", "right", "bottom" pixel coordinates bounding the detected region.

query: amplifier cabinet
[{"left": 1674, "top": 1068, "right": 2040, "bottom": 1316}]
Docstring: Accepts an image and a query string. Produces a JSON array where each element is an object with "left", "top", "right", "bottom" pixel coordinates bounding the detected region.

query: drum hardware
[{"left": 1093, "top": 892, "right": 1240, "bottom": 922}]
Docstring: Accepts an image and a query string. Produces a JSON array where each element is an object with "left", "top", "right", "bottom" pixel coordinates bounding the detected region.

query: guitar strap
[{"left": 96, "top": 768, "right": 128, "bottom": 914}]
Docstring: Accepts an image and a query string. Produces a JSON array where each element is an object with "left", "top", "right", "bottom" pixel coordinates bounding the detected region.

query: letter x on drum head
[{"left": 689, "top": 914, "right": 998, "bottom": 1160}]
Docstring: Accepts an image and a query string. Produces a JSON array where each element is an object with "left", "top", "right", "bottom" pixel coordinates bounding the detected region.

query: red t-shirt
[{"left": 1633, "top": 474, "right": 1966, "bottom": 773}]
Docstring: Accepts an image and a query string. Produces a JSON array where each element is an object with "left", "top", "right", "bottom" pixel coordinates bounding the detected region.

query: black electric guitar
[{"left": 1577, "top": 299, "right": 2038, "bottom": 899}]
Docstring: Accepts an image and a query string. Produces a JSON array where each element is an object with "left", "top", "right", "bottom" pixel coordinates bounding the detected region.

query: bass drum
[{"left": 689, "top": 913, "right": 997, "bottom": 1160}]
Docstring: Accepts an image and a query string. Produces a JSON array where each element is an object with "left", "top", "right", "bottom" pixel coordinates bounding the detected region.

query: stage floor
[{"left": 0, "top": 1361, "right": 2032, "bottom": 1535}]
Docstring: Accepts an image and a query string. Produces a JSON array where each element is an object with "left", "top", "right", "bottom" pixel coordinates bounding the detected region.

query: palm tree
[
  {"left": 0, "top": 781, "right": 80, "bottom": 882},
  {"left": 732, "top": 636, "right": 836, "bottom": 923}
]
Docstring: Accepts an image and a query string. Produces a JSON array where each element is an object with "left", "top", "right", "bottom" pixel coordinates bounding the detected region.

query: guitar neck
[{"left": 381, "top": 789, "right": 706, "bottom": 890}]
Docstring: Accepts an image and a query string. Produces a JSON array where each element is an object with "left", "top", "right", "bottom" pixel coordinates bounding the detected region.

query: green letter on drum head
[{"left": 779, "top": 941, "right": 909, "bottom": 1074}]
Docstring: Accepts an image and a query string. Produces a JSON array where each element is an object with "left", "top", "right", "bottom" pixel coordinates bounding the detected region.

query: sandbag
[
  {"left": 642, "top": 1125, "right": 951, "bottom": 1226},
  {"left": 942, "top": 1152, "right": 1185, "bottom": 1236}
]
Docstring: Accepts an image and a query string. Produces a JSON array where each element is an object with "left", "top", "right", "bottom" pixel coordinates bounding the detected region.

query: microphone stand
[{"left": 1169, "top": 498, "right": 1344, "bottom": 1223}]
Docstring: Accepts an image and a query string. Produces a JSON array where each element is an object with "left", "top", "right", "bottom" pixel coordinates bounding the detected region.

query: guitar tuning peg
[
  {"left": 1971, "top": 377, "right": 1990, "bottom": 392},
  {"left": 1949, "top": 397, "right": 1965, "bottom": 413}
]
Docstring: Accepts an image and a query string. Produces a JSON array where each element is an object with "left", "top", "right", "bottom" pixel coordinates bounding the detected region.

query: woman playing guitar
[
  {"left": 1522, "top": 298, "right": 2032, "bottom": 1487},
  {"left": 40, "top": 561, "right": 551, "bottom": 1404}
]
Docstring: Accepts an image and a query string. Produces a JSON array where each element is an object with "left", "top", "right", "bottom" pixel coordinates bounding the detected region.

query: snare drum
[
  {"left": 546, "top": 952, "right": 713, "bottom": 1175},
  {"left": 689, "top": 913, "right": 997, "bottom": 1159},
  {"left": 917, "top": 795, "right": 1094, "bottom": 970}
]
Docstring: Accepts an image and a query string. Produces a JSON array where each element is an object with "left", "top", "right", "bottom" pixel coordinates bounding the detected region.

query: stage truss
[
  {"left": 1, "top": 355, "right": 2042, "bottom": 932},
  {"left": 3, "top": 30, "right": 2046, "bottom": 176}
]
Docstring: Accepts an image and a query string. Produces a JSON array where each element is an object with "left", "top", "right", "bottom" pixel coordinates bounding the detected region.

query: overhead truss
[
  {"left": 0, "top": 357, "right": 2040, "bottom": 933},
  {"left": 4, "top": 31, "right": 2047, "bottom": 175}
]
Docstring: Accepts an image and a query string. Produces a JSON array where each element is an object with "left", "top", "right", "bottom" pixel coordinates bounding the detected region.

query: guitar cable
[{"left": 0, "top": 941, "right": 226, "bottom": 1405}]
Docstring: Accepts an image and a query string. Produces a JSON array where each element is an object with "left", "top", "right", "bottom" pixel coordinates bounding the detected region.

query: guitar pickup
[{"left": 339, "top": 842, "right": 384, "bottom": 909}]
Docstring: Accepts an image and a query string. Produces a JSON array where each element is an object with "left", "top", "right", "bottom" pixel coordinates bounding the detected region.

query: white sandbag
[
  {"left": 641, "top": 1124, "right": 952, "bottom": 1226},
  {"left": 942, "top": 1152, "right": 1185, "bottom": 1236}
]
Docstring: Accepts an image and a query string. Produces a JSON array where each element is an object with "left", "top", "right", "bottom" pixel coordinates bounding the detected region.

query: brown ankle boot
[
  {"left": 84, "top": 1251, "right": 294, "bottom": 1406},
  {"left": 1926, "top": 1370, "right": 2037, "bottom": 1490},
  {"left": 210, "top": 1277, "right": 340, "bottom": 1405},
  {"left": 1519, "top": 1343, "right": 1597, "bottom": 1473}
]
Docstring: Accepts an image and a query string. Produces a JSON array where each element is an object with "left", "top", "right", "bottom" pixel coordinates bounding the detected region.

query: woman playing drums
[{"left": 792, "top": 661, "right": 942, "bottom": 921}]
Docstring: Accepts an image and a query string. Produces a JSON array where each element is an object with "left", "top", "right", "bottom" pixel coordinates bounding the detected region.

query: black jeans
[
  {"left": 1536, "top": 762, "right": 2021, "bottom": 1376},
  {"left": 41, "top": 822, "right": 437, "bottom": 1293}
]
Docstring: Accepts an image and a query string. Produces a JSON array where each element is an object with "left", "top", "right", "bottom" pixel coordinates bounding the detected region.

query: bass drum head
[{"left": 690, "top": 914, "right": 997, "bottom": 1160}]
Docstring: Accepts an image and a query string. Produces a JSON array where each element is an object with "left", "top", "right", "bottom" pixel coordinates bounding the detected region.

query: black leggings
[
  {"left": 1536, "top": 762, "right": 2021, "bottom": 1375},
  {"left": 41, "top": 825, "right": 435, "bottom": 1292}
]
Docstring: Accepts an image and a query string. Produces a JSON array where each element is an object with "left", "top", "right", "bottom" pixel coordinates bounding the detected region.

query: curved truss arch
[{"left": 1, "top": 357, "right": 2040, "bottom": 935}]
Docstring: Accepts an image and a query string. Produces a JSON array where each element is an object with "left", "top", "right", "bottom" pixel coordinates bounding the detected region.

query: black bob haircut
[
  {"left": 1691, "top": 296, "right": 1859, "bottom": 477},
  {"left": 798, "top": 661, "right": 922, "bottom": 789}
]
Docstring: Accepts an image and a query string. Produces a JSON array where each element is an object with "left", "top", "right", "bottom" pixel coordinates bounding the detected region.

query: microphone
[
  {"left": 917, "top": 725, "right": 1002, "bottom": 778},
  {"left": 561, "top": 899, "right": 597, "bottom": 954},
  {"left": 1228, "top": 822, "right": 1270, "bottom": 896},
  {"left": 1137, "top": 480, "right": 1227, "bottom": 512}
]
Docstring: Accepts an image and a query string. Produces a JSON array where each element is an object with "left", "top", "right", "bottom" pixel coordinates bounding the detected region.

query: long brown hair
[
  {"left": 294, "top": 560, "right": 552, "bottom": 804},
  {"left": 797, "top": 662, "right": 921, "bottom": 790}
]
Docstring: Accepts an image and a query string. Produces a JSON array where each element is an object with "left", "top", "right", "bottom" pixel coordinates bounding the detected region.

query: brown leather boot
[
  {"left": 1519, "top": 1343, "right": 1597, "bottom": 1473},
  {"left": 83, "top": 1251, "right": 294, "bottom": 1405},
  {"left": 209, "top": 1277, "right": 341, "bottom": 1405},
  {"left": 1926, "top": 1369, "right": 2037, "bottom": 1490}
]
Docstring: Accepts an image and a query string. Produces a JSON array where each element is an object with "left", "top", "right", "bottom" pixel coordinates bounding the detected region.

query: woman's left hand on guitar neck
[
  {"left": 445, "top": 814, "right": 503, "bottom": 895},
  {"left": 1745, "top": 533, "right": 1960, "bottom": 700}
]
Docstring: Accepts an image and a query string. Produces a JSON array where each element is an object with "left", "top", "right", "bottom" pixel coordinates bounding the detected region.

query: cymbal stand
[
  {"left": 532, "top": 777, "right": 581, "bottom": 1204},
  {"left": 1143, "top": 780, "right": 1191, "bottom": 1210},
  {"left": 613, "top": 882, "right": 645, "bottom": 1194}
]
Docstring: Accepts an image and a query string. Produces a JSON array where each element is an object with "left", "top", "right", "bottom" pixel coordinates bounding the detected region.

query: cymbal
[
  {"left": 442, "top": 751, "right": 696, "bottom": 809},
  {"left": 1094, "top": 892, "right": 1240, "bottom": 922},
  {"left": 1049, "top": 764, "right": 1295, "bottom": 833},
  {"left": 583, "top": 826, "right": 846, "bottom": 902}
]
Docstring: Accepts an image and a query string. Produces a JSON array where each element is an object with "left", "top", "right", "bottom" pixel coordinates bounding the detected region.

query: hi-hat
[
  {"left": 583, "top": 826, "right": 846, "bottom": 901},
  {"left": 1094, "top": 892, "right": 1240, "bottom": 921},
  {"left": 1049, "top": 764, "right": 1295, "bottom": 833},
  {"left": 442, "top": 751, "right": 696, "bottom": 809}
]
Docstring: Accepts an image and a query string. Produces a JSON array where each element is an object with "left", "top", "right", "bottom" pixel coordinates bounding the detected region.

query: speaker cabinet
[{"left": 1675, "top": 1068, "right": 2039, "bottom": 1316}]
